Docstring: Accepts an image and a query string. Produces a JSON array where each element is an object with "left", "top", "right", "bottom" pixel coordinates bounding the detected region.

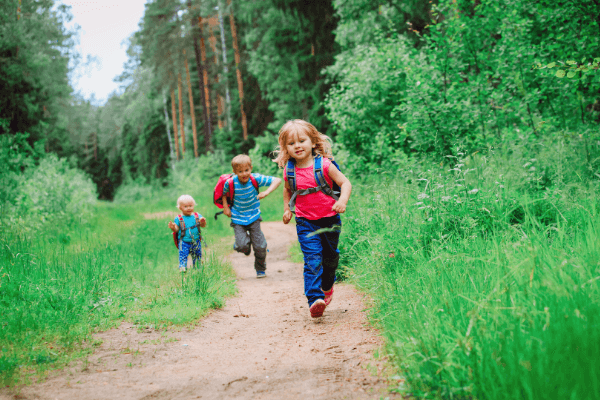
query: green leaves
[{"left": 533, "top": 58, "right": 600, "bottom": 79}]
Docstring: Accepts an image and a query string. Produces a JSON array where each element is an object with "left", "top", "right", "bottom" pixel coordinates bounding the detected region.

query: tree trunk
[
  {"left": 92, "top": 132, "right": 97, "bottom": 161},
  {"left": 184, "top": 56, "right": 199, "bottom": 158},
  {"left": 163, "top": 94, "right": 176, "bottom": 169},
  {"left": 199, "top": 20, "right": 211, "bottom": 119},
  {"left": 218, "top": 0, "right": 232, "bottom": 131},
  {"left": 228, "top": 0, "right": 247, "bottom": 140},
  {"left": 208, "top": 26, "right": 225, "bottom": 129},
  {"left": 177, "top": 72, "right": 186, "bottom": 156},
  {"left": 170, "top": 88, "right": 180, "bottom": 161},
  {"left": 189, "top": 0, "right": 213, "bottom": 153},
  {"left": 16, "top": 0, "right": 21, "bottom": 57}
]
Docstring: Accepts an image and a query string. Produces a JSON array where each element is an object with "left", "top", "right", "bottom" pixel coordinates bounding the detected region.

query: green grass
[
  {"left": 0, "top": 182, "right": 283, "bottom": 386},
  {"left": 341, "top": 154, "right": 600, "bottom": 399}
]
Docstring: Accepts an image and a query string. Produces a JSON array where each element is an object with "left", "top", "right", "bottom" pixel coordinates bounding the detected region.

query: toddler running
[{"left": 168, "top": 194, "right": 207, "bottom": 272}]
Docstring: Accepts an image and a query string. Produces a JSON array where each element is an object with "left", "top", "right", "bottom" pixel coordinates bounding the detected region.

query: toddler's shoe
[
  {"left": 323, "top": 286, "right": 334, "bottom": 306},
  {"left": 256, "top": 271, "right": 266, "bottom": 278},
  {"left": 309, "top": 299, "right": 326, "bottom": 318}
]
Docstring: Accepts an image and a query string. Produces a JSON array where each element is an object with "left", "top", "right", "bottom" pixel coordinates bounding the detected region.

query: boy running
[{"left": 222, "top": 155, "right": 281, "bottom": 278}]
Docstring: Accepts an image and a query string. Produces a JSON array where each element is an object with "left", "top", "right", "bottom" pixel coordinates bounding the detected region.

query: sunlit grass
[
  {"left": 0, "top": 174, "right": 285, "bottom": 386},
  {"left": 342, "top": 154, "right": 600, "bottom": 400}
]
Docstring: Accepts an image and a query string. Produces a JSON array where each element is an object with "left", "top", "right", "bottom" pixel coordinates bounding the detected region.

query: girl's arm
[
  {"left": 328, "top": 163, "right": 352, "bottom": 213},
  {"left": 257, "top": 177, "right": 282, "bottom": 200},
  {"left": 283, "top": 179, "right": 293, "bottom": 224}
]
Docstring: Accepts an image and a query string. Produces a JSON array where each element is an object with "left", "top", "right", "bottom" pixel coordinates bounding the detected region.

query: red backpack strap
[
  {"left": 249, "top": 175, "right": 259, "bottom": 193},
  {"left": 193, "top": 212, "right": 202, "bottom": 240},
  {"left": 226, "top": 176, "right": 235, "bottom": 204},
  {"left": 178, "top": 215, "right": 185, "bottom": 239}
]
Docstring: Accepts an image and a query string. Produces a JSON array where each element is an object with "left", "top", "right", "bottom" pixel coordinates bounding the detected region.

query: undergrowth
[{"left": 342, "top": 146, "right": 600, "bottom": 399}]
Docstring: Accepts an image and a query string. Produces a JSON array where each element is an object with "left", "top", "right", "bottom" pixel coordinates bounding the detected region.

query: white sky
[{"left": 59, "top": 0, "right": 148, "bottom": 105}]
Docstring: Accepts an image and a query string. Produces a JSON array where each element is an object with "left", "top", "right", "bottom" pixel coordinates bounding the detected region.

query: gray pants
[{"left": 232, "top": 218, "right": 267, "bottom": 271}]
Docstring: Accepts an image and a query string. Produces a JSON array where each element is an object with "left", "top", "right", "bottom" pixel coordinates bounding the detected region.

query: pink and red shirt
[{"left": 284, "top": 158, "right": 337, "bottom": 220}]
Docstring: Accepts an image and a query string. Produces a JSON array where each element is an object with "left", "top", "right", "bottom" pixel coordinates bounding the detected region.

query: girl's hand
[
  {"left": 283, "top": 210, "right": 293, "bottom": 224},
  {"left": 332, "top": 201, "right": 347, "bottom": 214},
  {"left": 199, "top": 217, "right": 207, "bottom": 228},
  {"left": 168, "top": 221, "right": 179, "bottom": 232}
]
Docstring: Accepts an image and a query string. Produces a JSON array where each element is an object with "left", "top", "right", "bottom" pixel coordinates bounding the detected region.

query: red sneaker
[
  {"left": 323, "top": 286, "right": 334, "bottom": 306},
  {"left": 309, "top": 299, "right": 326, "bottom": 318}
]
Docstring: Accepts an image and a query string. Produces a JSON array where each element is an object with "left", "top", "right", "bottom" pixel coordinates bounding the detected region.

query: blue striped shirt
[{"left": 223, "top": 173, "right": 274, "bottom": 225}]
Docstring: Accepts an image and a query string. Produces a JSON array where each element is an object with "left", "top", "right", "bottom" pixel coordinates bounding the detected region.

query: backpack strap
[
  {"left": 225, "top": 176, "right": 235, "bottom": 206},
  {"left": 249, "top": 175, "right": 259, "bottom": 193},
  {"left": 179, "top": 213, "right": 203, "bottom": 243},
  {"left": 286, "top": 159, "right": 299, "bottom": 211},
  {"left": 287, "top": 155, "right": 339, "bottom": 212},
  {"left": 313, "top": 155, "right": 339, "bottom": 200},
  {"left": 177, "top": 215, "right": 185, "bottom": 241}
]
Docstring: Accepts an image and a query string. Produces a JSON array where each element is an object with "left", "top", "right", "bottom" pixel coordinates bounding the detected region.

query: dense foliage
[
  {"left": 326, "top": 0, "right": 600, "bottom": 172},
  {"left": 2, "top": 0, "right": 600, "bottom": 396}
]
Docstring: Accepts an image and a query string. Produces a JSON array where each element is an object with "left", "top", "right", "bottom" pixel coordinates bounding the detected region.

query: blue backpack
[{"left": 285, "top": 154, "right": 341, "bottom": 212}]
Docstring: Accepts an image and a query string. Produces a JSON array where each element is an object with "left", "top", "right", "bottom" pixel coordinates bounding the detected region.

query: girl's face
[
  {"left": 285, "top": 131, "right": 314, "bottom": 164},
  {"left": 179, "top": 200, "right": 195, "bottom": 216}
]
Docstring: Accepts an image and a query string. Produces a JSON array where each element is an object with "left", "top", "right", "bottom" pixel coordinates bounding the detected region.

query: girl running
[{"left": 274, "top": 119, "right": 352, "bottom": 318}]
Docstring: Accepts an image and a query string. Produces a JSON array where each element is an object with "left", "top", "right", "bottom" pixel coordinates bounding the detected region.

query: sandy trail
[{"left": 2, "top": 221, "right": 398, "bottom": 399}]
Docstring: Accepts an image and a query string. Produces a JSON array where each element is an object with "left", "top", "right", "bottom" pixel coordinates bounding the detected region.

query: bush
[{"left": 7, "top": 154, "right": 97, "bottom": 226}]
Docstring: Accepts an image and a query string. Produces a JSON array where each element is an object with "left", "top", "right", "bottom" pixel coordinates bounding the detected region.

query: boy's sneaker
[
  {"left": 179, "top": 266, "right": 187, "bottom": 273},
  {"left": 256, "top": 271, "right": 266, "bottom": 278},
  {"left": 309, "top": 299, "right": 326, "bottom": 318},
  {"left": 323, "top": 286, "right": 334, "bottom": 306}
]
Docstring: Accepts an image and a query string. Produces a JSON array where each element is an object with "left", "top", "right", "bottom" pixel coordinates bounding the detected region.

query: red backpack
[
  {"left": 173, "top": 212, "right": 203, "bottom": 249},
  {"left": 213, "top": 174, "right": 259, "bottom": 218}
]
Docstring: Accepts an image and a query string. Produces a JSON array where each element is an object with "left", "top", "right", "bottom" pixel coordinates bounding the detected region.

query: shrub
[{"left": 12, "top": 154, "right": 97, "bottom": 225}]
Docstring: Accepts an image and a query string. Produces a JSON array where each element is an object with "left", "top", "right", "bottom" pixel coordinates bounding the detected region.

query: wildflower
[
  {"left": 417, "top": 193, "right": 429, "bottom": 200},
  {"left": 441, "top": 196, "right": 451, "bottom": 202},
  {"left": 468, "top": 188, "right": 479, "bottom": 195},
  {"left": 389, "top": 252, "right": 395, "bottom": 258}
]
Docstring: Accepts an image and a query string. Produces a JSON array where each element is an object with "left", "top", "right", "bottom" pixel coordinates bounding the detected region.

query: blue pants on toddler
[
  {"left": 295, "top": 214, "right": 341, "bottom": 306},
  {"left": 179, "top": 240, "right": 202, "bottom": 269}
]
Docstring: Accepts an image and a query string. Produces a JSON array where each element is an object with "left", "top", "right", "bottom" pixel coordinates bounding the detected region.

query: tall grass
[
  {"left": 0, "top": 203, "right": 233, "bottom": 386},
  {"left": 341, "top": 146, "right": 600, "bottom": 399},
  {"left": 0, "top": 155, "right": 285, "bottom": 386}
]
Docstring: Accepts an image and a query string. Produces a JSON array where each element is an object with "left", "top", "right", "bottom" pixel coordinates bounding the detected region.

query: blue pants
[
  {"left": 179, "top": 240, "right": 202, "bottom": 269},
  {"left": 295, "top": 214, "right": 341, "bottom": 306}
]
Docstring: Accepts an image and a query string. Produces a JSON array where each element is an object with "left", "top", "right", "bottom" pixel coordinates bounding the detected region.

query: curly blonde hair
[{"left": 272, "top": 119, "right": 333, "bottom": 168}]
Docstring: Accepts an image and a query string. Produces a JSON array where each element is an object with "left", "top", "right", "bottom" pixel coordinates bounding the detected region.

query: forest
[{"left": 2, "top": 0, "right": 600, "bottom": 398}]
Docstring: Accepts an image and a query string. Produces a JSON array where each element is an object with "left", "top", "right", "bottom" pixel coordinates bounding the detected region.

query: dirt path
[{"left": 3, "top": 222, "right": 399, "bottom": 400}]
